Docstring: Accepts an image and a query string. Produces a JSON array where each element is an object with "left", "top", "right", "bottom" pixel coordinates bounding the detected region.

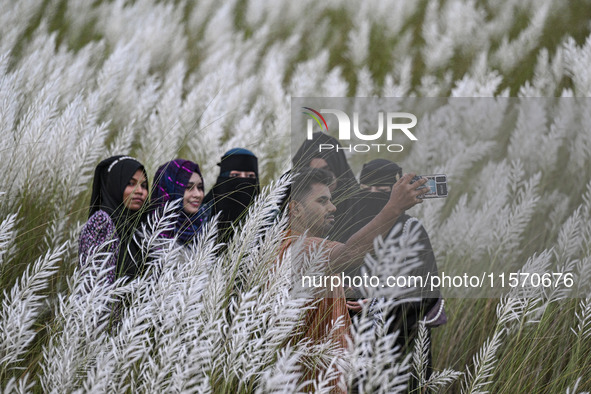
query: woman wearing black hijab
[
  {"left": 78, "top": 155, "right": 149, "bottom": 284},
  {"left": 352, "top": 158, "right": 446, "bottom": 384},
  {"left": 351, "top": 158, "right": 404, "bottom": 234},
  {"left": 353, "top": 159, "right": 443, "bottom": 307},
  {"left": 202, "top": 148, "right": 260, "bottom": 245},
  {"left": 292, "top": 132, "right": 360, "bottom": 242}
]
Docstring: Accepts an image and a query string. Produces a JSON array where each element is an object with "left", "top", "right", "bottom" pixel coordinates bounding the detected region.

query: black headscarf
[
  {"left": 348, "top": 159, "right": 404, "bottom": 234},
  {"left": 360, "top": 159, "right": 402, "bottom": 187},
  {"left": 203, "top": 148, "right": 260, "bottom": 243},
  {"left": 292, "top": 132, "right": 360, "bottom": 242},
  {"left": 89, "top": 155, "right": 148, "bottom": 280},
  {"left": 352, "top": 158, "right": 440, "bottom": 300}
]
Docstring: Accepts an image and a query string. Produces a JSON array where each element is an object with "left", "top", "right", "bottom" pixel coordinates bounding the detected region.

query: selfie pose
[{"left": 284, "top": 167, "right": 427, "bottom": 392}]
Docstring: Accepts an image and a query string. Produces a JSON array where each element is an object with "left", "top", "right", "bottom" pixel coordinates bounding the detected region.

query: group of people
[
  {"left": 288, "top": 133, "right": 446, "bottom": 391},
  {"left": 78, "top": 133, "right": 445, "bottom": 391},
  {"left": 78, "top": 148, "right": 260, "bottom": 285}
]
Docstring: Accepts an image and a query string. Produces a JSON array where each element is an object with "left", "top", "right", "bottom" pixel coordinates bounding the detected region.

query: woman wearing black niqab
[
  {"left": 292, "top": 132, "right": 360, "bottom": 242},
  {"left": 202, "top": 148, "right": 260, "bottom": 244},
  {"left": 352, "top": 158, "right": 446, "bottom": 384},
  {"left": 79, "top": 155, "right": 149, "bottom": 284}
]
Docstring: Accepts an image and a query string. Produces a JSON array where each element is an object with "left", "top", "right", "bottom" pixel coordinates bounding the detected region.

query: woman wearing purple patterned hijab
[{"left": 151, "top": 159, "right": 209, "bottom": 244}]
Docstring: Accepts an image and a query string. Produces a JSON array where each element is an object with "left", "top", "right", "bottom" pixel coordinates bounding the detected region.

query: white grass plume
[
  {"left": 1, "top": 373, "right": 33, "bottom": 394},
  {"left": 572, "top": 298, "right": 591, "bottom": 341},
  {"left": 254, "top": 347, "right": 303, "bottom": 394},
  {"left": 40, "top": 246, "right": 129, "bottom": 393},
  {"left": 490, "top": 170, "right": 541, "bottom": 262},
  {"left": 496, "top": 250, "right": 553, "bottom": 329},
  {"left": 345, "top": 297, "right": 419, "bottom": 393},
  {"left": 424, "top": 368, "right": 464, "bottom": 393},
  {"left": 564, "top": 35, "right": 591, "bottom": 96},
  {"left": 461, "top": 324, "right": 504, "bottom": 394},
  {"left": 0, "top": 0, "right": 44, "bottom": 55},
  {"left": 226, "top": 175, "right": 291, "bottom": 291},
  {"left": 575, "top": 256, "right": 591, "bottom": 299},
  {"left": 555, "top": 205, "right": 585, "bottom": 265},
  {"left": 360, "top": 221, "right": 426, "bottom": 300},
  {"left": 565, "top": 376, "right": 590, "bottom": 394},
  {"left": 0, "top": 212, "right": 18, "bottom": 269},
  {"left": 492, "top": 0, "right": 551, "bottom": 72},
  {"left": 347, "top": 19, "right": 370, "bottom": 68},
  {"left": 0, "top": 244, "right": 64, "bottom": 371},
  {"left": 413, "top": 320, "right": 462, "bottom": 392},
  {"left": 412, "top": 321, "right": 429, "bottom": 386},
  {"left": 461, "top": 296, "right": 527, "bottom": 394}
]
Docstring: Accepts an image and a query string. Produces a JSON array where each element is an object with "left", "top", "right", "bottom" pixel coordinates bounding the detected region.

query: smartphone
[{"left": 411, "top": 174, "right": 448, "bottom": 198}]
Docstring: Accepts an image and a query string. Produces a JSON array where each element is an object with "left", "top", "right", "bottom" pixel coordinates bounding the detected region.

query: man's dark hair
[{"left": 291, "top": 167, "right": 334, "bottom": 202}]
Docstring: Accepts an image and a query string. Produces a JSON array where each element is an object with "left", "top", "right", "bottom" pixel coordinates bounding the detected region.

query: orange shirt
[{"left": 280, "top": 231, "right": 351, "bottom": 393}]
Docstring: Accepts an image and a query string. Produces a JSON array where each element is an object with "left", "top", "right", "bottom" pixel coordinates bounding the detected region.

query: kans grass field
[{"left": 1, "top": 0, "right": 591, "bottom": 392}]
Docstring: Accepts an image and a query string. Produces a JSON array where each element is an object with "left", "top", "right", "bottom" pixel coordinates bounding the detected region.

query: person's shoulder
[
  {"left": 396, "top": 212, "right": 412, "bottom": 224},
  {"left": 390, "top": 213, "right": 414, "bottom": 235},
  {"left": 78, "top": 210, "right": 119, "bottom": 265},
  {"left": 301, "top": 235, "right": 341, "bottom": 253},
  {"left": 402, "top": 214, "right": 421, "bottom": 230},
  {"left": 83, "top": 210, "right": 115, "bottom": 235},
  {"left": 403, "top": 214, "right": 430, "bottom": 237},
  {"left": 87, "top": 210, "right": 113, "bottom": 225},
  {"left": 281, "top": 232, "right": 340, "bottom": 252}
]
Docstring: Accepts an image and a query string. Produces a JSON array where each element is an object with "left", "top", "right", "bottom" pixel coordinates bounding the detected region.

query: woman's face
[
  {"left": 123, "top": 169, "right": 148, "bottom": 211},
  {"left": 183, "top": 172, "right": 204, "bottom": 215}
]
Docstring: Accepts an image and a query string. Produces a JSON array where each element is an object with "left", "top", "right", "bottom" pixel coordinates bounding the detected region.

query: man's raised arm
[{"left": 329, "top": 173, "right": 427, "bottom": 274}]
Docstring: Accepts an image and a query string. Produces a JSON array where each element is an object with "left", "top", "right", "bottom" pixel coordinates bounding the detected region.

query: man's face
[{"left": 292, "top": 183, "right": 336, "bottom": 237}]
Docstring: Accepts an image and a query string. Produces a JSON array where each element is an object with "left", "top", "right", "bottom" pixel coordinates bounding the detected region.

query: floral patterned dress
[{"left": 78, "top": 209, "right": 119, "bottom": 284}]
